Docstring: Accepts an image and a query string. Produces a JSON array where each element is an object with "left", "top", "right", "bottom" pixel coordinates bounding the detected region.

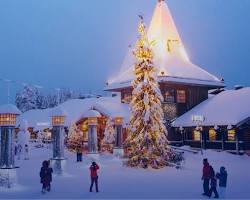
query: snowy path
[{"left": 1, "top": 146, "right": 250, "bottom": 199}]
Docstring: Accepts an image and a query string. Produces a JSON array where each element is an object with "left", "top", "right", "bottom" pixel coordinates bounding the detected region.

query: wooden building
[
  {"left": 104, "top": 0, "right": 224, "bottom": 139},
  {"left": 172, "top": 87, "right": 250, "bottom": 152}
]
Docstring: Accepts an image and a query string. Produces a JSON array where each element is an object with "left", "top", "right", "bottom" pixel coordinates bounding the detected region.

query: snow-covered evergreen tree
[
  {"left": 125, "top": 16, "right": 182, "bottom": 169},
  {"left": 15, "top": 85, "right": 39, "bottom": 112},
  {"left": 66, "top": 122, "right": 85, "bottom": 152},
  {"left": 103, "top": 118, "right": 115, "bottom": 144}
]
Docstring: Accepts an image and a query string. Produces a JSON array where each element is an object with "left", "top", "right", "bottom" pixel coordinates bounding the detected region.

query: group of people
[
  {"left": 202, "top": 158, "right": 228, "bottom": 198},
  {"left": 39, "top": 161, "right": 100, "bottom": 194},
  {"left": 40, "top": 157, "right": 228, "bottom": 197}
]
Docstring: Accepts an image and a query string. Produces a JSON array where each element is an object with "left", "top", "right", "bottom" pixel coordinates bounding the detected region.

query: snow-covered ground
[{"left": 1, "top": 145, "right": 249, "bottom": 199}]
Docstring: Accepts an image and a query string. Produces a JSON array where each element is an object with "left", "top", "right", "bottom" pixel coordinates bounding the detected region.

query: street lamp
[
  {"left": 113, "top": 117, "right": 124, "bottom": 157},
  {"left": 0, "top": 104, "right": 21, "bottom": 188},
  {"left": 192, "top": 115, "right": 205, "bottom": 155},
  {"left": 50, "top": 107, "right": 67, "bottom": 175},
  {"left": 179, "top": 126, "right": 184, "bottom": 146}
]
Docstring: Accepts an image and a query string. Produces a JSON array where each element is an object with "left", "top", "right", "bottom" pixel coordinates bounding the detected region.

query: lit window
[
  {"left": 177, "top": 90, "right": 186, "bottom": 103},
  {"left": 209, "top": 129, "right": 216, "bottom": 141},
  {"left": 227, "top": 129, "right": 236, "bottom": 141},
  {"left": 165, "top": 89, "right": 175, "bottom": 103},
  {"left": 193, "top": 130, "right": 200, "bottom": 141},
  {"left": 122, "top": 93, "right": 132, "bottom": 104}
]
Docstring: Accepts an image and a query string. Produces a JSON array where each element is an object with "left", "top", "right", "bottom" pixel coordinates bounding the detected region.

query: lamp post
[
  {"left": 113, "top": 117, "right": 124, "bottom": 157},
  {"left": 50, "top": 108, "right": 67, "bottom": 175},
  {"left": 227, "top": 125, "right": 239, "bottom": 154},
  {"left": 179, "top": 126, "right": 184, "bottom": 146},
  {"left": 87, "top": 116, "right": 98, "bottom": 154},
  {"left": 192, "top": 115, "right": 205, "bottom": 155},
  {"left": 214, "top": 125, "right": 222, "bottom": 150},
  {"left": 82, "top": 109, "right": 101, "bottom": 159},
  {"left": 0, "top": 104, "right": 21, "bottom": 188}
]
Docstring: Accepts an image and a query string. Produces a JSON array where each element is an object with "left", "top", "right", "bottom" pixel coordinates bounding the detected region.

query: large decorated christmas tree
[{"left": 125, "top": 16, "right": 182, "bottom": 169}]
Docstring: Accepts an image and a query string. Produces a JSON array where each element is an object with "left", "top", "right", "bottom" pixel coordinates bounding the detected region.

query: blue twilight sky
[{"left": 0, "top": 0, "right": 250, "bottom": 104}]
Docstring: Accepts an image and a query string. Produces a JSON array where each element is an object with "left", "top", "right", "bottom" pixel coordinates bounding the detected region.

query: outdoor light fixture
[{"left": 114, "top": 117, "right": 123, "bottom": 125}]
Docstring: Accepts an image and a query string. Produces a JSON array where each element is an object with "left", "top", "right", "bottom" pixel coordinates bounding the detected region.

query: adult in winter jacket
[
  {"left": 24, "top": 144, "right": 29, "bottom": 160},
  {"left": 216, "top": 166, "right": 228, "bottom": 198},
  {"left": 208, "top": 166, "right": 219, "bottom": 198},
  {"left": 76, "top": 145, "right": 82, "bottom": 162},
  {"left": 202, "top": 158, "right": 210, "bottom": 196},
  {"left": 89, "top": 162, "right": 99, "bottom": 192}
]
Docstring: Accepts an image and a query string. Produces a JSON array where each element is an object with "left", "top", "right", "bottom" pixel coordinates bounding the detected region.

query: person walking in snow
[
  {"left": 40, "top": 160, "right": 51, "bottom": 194},
  {"left": 208, "top": 166, "right": 219, "bottom": 198},
  {"left": 202, "top": 158, "right": 210, "bottom": 196},
  {"left": 89, "top": 162, "right": 99, "bottom": 192},
  {"left": 76, "top": 145, "right": 82, "bottom": 162},
  {"left": 17, "top": 144, "right": 22, "bottom": 160},
  {"left": 216, "top": 166, "right": 228, "bottom": 198},
  {"left": 24, "top": 144, "right": 29, "bottom": 160}
]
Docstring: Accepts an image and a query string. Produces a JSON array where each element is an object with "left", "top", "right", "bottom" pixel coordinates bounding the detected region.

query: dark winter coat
[
  {"left": 217, "top": 167, "right": 227, "bottom": 187},
  {"left": 202, "top": 162, "right": 210, "bottom": 179},
  {"left": 40, "top": 160, "right": 53, "bottom": 185},
  {"left": 40, "top": 167, "right": 50, "bottom": 185},
  {"left": 210, "top": 177, "right": 217, "bottom": 188}
]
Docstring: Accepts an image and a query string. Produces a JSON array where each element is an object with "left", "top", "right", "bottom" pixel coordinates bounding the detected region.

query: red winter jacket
[
  {"left": 90, "top": 164, "right": 99, "bottom": 178},
  {"left": 203, "top": 163, "right": 210, "bottom": 179}
]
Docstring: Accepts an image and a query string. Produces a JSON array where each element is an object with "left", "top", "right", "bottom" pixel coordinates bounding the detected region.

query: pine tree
[
  {"left": 66, "top": 122, "right": 85, "bottom": 152},
  {"left": 15, "top": 85, "right": 39, "bottom": 112},
  {"left": 125, "top": 16, "right": 182, "bottom": 169}
]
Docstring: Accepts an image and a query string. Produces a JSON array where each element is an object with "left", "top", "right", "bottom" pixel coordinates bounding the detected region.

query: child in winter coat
[
  {"left": 208, "top": 166, "right": 219, "bottom": 198},
  {"left": 216, "top": 166, "right": 228, "bottom": 198},
  {"left": 40, "top": 160, "right": 53, "bottom": 193}
]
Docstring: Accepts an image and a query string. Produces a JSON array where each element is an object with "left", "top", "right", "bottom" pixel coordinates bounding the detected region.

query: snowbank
[{"left": 1, "top": 145, "right": 249, "bottom": 199}]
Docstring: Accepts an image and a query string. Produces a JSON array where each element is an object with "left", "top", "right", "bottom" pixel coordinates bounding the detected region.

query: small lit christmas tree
[
  {"left": 125, "top": 16, "right": 183, "bottom": 169},
  {"left": 103, "top": 118, "right": 115, "bottom": 144},
  {"left": 66, "top": 122, "right": 85, "bottom": 152},
  {"left": 101, "top": 118, "right": 115, "bottom": 152}
]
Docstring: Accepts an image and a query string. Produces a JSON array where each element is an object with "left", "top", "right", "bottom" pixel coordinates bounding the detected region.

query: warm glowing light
[
  {"left": 88, "top": 117, "right": 98, "bottom": 125},
  {"left": 52, "top": 116, "right": 65, "bottom": 126},
  {"left": 114, "top": 117, "right": 123, "bottom": 125},
  {"left": 0, "top": 113, "right": 17, "bottom": 126}
]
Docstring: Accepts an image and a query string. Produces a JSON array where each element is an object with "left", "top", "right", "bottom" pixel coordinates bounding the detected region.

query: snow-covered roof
[
  {"left": 17, "top": 96, "right": 130, "bottom": 131},
  {"left": 49, "top": 107, "right": 67, "bottom": 117},
  {"left": 172, "top": 87, "right": 250, "bottom": 127},
  {"left": 0, "top": 104, "right": 21, "bottom": 115},
  {"left": 81, "top": 109, "right": 101, "bottom": 118},
  {"left": 105, "top": 0, "right": 224, "bottom": 90}
]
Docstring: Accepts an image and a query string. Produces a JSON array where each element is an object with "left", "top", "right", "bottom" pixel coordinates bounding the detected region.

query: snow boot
[{"left": 41, "top": 188, "right": 46, "bottom": 194}]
